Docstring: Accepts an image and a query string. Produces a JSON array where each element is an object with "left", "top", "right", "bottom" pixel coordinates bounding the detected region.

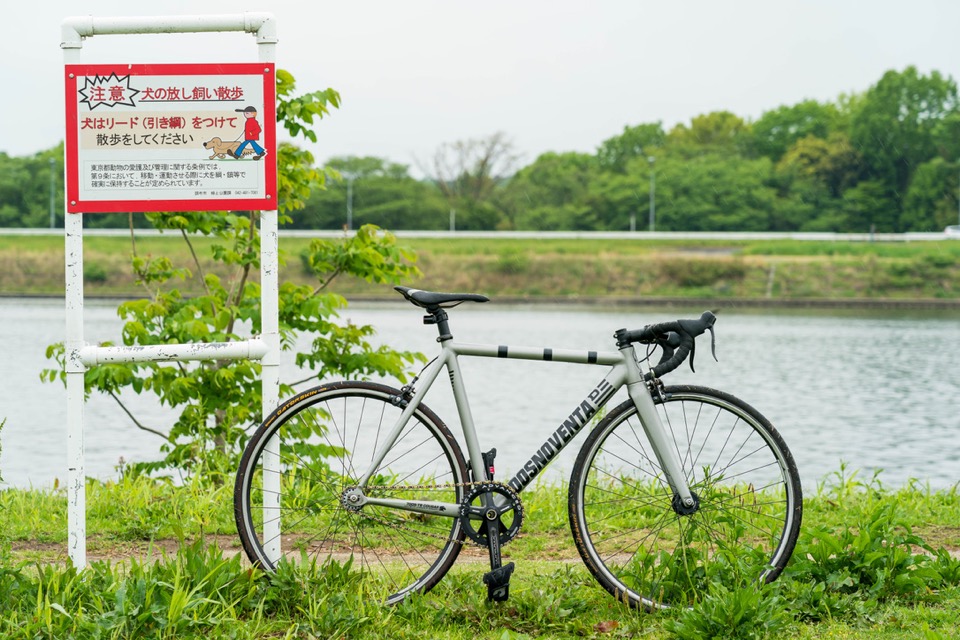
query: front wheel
[
  {"left": 569, "top": 385, "right": 802, "bottom": 609},
  {"left": 234, "top": 381, "right": 468, "bottom": 605}
]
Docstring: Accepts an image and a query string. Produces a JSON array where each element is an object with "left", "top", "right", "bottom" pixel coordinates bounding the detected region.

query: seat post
[{"left": 424, "top": 307, "right": 453, "bottom": 342}]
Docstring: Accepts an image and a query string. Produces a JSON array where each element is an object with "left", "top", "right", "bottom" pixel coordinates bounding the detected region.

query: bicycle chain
[{"left": 341, "top": 480, "right": 522, "bottom": 547}]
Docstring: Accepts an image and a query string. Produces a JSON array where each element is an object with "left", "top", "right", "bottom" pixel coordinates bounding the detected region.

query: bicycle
[{"left": 234, "top": 286, "right": 802, "bottom": 609}]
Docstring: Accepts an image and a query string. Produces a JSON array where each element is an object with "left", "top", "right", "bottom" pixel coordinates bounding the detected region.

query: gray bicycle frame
[{"left": 355, "top": 336, "right": 696, "bottom": 516}]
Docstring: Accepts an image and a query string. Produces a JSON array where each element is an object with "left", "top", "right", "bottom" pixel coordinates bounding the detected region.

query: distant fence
[{"left": 0, "top": 228, "right": 953, "bottom": 242}]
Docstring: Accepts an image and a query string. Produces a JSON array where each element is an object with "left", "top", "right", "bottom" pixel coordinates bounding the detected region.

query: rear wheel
[
  {"left": 569, "top": 385, "right": 802, "bottom": 609},
  {"left": 234, "top": 381, "right": 468, "bottom": 605}
]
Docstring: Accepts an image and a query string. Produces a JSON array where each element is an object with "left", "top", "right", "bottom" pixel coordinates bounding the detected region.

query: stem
[
  {"left": 312, "top": 267, "right": 341, "bottom": 296},
  {"left": 289, "top": 373, "right": 320, "bottom": 387},
  {"left": 108, "top": 391, "right": 171, "bottom": 441},
  {"left": 129, "top": 214, "right": 157, "bottom": 300},
  {"left": 180, "top": 228, "right": 212, "bottom": 297},
  {"left": 128, "top": 212, "right": 137, "bottom": 258},
  {"left": 226, "top": 212, "right": 257, "bottom": 336}
]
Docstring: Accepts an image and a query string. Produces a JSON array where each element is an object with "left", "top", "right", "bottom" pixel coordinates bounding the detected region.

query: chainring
[{"left": 458, "top": 482, "right": 524, "bottom": 547}]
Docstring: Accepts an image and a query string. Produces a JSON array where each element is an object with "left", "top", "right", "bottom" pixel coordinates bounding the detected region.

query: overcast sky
[{"left": 5, "top": 1, "right": 960, "bottom": 173}]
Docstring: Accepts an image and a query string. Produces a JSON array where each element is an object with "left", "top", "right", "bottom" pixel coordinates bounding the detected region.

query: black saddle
[{"left": 394, "top": 286, "right": 489, "bottom": 309}]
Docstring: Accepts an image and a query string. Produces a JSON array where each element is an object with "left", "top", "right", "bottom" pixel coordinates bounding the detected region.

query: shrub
[
  {"left": 83, "top": 261, "right": 108, "bottom": 283},
  {"left": 658, "top": 257, "right": 747, "bottom": 288}
]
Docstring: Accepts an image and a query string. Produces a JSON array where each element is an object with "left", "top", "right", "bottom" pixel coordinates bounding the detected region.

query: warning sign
[{"left": 64, "top": 63, "right": 277, "bottom": 213}]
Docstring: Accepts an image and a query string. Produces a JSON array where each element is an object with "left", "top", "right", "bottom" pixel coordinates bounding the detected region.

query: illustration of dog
[{"left": 202, "top": 137, "right": 254, "bottom": 160}]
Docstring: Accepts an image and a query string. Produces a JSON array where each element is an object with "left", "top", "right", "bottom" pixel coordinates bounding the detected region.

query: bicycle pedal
[{"left": 483, "top": 561, "right": 515, "bottom": 602}]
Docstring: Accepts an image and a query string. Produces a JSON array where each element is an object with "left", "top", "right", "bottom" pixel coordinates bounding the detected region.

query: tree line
[{"left": 3, "top": 66, "right": 958, "bottom": 233}]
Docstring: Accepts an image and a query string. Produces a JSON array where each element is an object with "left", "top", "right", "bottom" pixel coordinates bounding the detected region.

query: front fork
[{"left": 622, "top": 347, "right": 697, "bottom": 512}]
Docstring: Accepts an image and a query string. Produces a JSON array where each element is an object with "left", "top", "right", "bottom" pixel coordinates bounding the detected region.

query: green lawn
[{"left": 1, "top": 467, "right": 958, "bottom": 639}]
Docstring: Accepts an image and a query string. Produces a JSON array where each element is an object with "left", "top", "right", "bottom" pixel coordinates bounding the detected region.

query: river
[{"left": 1, "top": 297, "right": 959, "bottom": 491}]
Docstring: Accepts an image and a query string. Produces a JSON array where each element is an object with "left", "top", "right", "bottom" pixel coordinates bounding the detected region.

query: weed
[
  {"left": 815, "top": 462, "right": 881, "bottom": 508},
  {"left": 666, "top": 582, "right": 791, "bottom": 640},
  {"left": 789, "top": 500, "right": 960, "bottom": 608}
]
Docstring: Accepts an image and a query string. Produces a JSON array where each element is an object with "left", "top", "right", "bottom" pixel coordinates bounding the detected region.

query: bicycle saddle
[{"left": 394, "top": 286, "right": 489, "bottom": 308}]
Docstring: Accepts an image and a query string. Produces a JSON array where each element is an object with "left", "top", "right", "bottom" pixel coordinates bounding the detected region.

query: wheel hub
[
  {"left": 671, "top": 491, "right": 700, "bottom": 516},
  {"left": 341, "top": 486, "right": 366, "bottom": 512}
]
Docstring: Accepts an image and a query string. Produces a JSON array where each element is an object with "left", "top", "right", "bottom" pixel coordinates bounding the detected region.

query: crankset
[{"left": 458, "top": 482, "right": 524, "bottom": 547}]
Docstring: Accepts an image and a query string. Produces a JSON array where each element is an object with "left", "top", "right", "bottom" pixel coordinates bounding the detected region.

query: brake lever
[
  {"left": 687, "top": 325, "right": 718, "bottom": 373},
  {"left": 708, "top": 325, "right": 718, "bottom": 362}
]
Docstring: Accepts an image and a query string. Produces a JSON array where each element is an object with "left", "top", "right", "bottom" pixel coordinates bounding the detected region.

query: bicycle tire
[
  {"left": 234, "top": 381, "right": 468, "bottom": 605},
  {"left": 569, "top": 385, "right": 802, "bottom": 609}
]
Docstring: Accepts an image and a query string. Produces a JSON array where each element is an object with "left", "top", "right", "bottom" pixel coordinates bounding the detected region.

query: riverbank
[
  {"left": 1, "top": 233, "right": 959, "bottom": 307},
  {"left": 1, "top": 472, "right": 958, "bottom": 639}
]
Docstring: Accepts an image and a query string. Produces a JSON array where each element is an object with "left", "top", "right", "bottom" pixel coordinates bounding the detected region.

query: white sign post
[{"left": 60, "top": 14, "right": 281, "bottom": 567}]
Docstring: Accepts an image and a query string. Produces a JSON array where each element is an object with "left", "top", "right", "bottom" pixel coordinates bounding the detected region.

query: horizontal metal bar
[
  {"left": 79, "top": 338, "right": 268, "bottom": 366},
  {"left": 8, "top": 228, "right": 953, "bottom": 242},
  {"left": 61, "top": 12, "right": 277, "bottom": 49}
]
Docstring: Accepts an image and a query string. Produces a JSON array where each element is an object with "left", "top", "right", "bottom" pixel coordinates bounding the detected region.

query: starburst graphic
[{"left": 78, "top": 73, "right": 140, "bottom": 110}]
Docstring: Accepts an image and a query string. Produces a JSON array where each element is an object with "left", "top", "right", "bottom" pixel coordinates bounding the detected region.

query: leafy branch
[{"left": 42, "top": 71, "right": 422, "bottom": 478}]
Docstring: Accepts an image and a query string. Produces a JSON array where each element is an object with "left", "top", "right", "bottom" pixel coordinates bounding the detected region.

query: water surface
[{"left": 1, "top": 298, "right": 958, "bottom": 491}]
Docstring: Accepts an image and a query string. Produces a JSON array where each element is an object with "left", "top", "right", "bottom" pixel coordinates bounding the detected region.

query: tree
[
  {"left": 776, "top": 133, "right": 862, "bottom": 198},
  {"left": 0, "top": 153, "right": 32, "bottom": 227},
  {"left": 652, "top": 152, "right": 777, "bottom": 231},
  {"left": 296, "top": 156, "right": 448, "bottom": 230},
  {"left": 425, "top": 132, "right": 520, "bottom": 230},
  {"left": 932, "top": 111, "right": 960, "bottom": 163},
  {"left": 850, "top": 66, "right": 960, "bottom": 211},
  {"left": 667, "top": 111, "right": 753, "bottom": 155},
  {"left": 902, "top": 157, "right": 959, "bottom": 231},
  {"left": 0, "top": 146, "right": 64, "bottom": 228},
  {"left": 497, "top": 151, "right": 600, "bottom": 230},
  {"left": 596, "top": 123, "right": 664, "bottom": 173},
  {"left": 328, "top": 155, "right": 410, "bottom": 180},
  {"left": 751, "top": 100, "right": 841, "bottom": 161},
  {"left": 840, "top": 180, "right": 898, "bottom": 232},
  {"left": 44, "top": 72, "right": 422, "bottom": 478},
  {"left": 769, "top": 133, "right": 863, "bottom": 231},
  {"left": 587, "top": 155, "right": 660, "bottom": 232}
]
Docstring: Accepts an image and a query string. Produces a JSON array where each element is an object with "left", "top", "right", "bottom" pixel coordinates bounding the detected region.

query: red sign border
[{"left": 65, "top": 62, "right": 277, "bottom": 213}]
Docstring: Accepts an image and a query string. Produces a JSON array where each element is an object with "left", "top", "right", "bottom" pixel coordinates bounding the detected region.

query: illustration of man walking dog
[
  {"left": 230, "top": 105, "right": 266, "bottom": 160},
  {"left": 200, "top": 105, "right": 268, "bottom": 161}
]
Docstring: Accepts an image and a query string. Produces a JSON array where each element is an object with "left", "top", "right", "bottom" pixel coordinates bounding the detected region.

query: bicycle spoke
[
  {"left": 237, "top": 383, "right": 467, "bottom": 605},
  {"left": 572, "top": 386, "right": 800, "bottom": 609}
]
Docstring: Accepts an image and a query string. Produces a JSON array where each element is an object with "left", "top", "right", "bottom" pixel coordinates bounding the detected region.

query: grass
[
  {"left": 2, "top": 232, "right": 959, "bottom": 636},
  {"left": 2, "top": 233, "right": 959, "bottom": 303},
  {"left": 1, "top": 466, "right": 959, "bottom": 638}
]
